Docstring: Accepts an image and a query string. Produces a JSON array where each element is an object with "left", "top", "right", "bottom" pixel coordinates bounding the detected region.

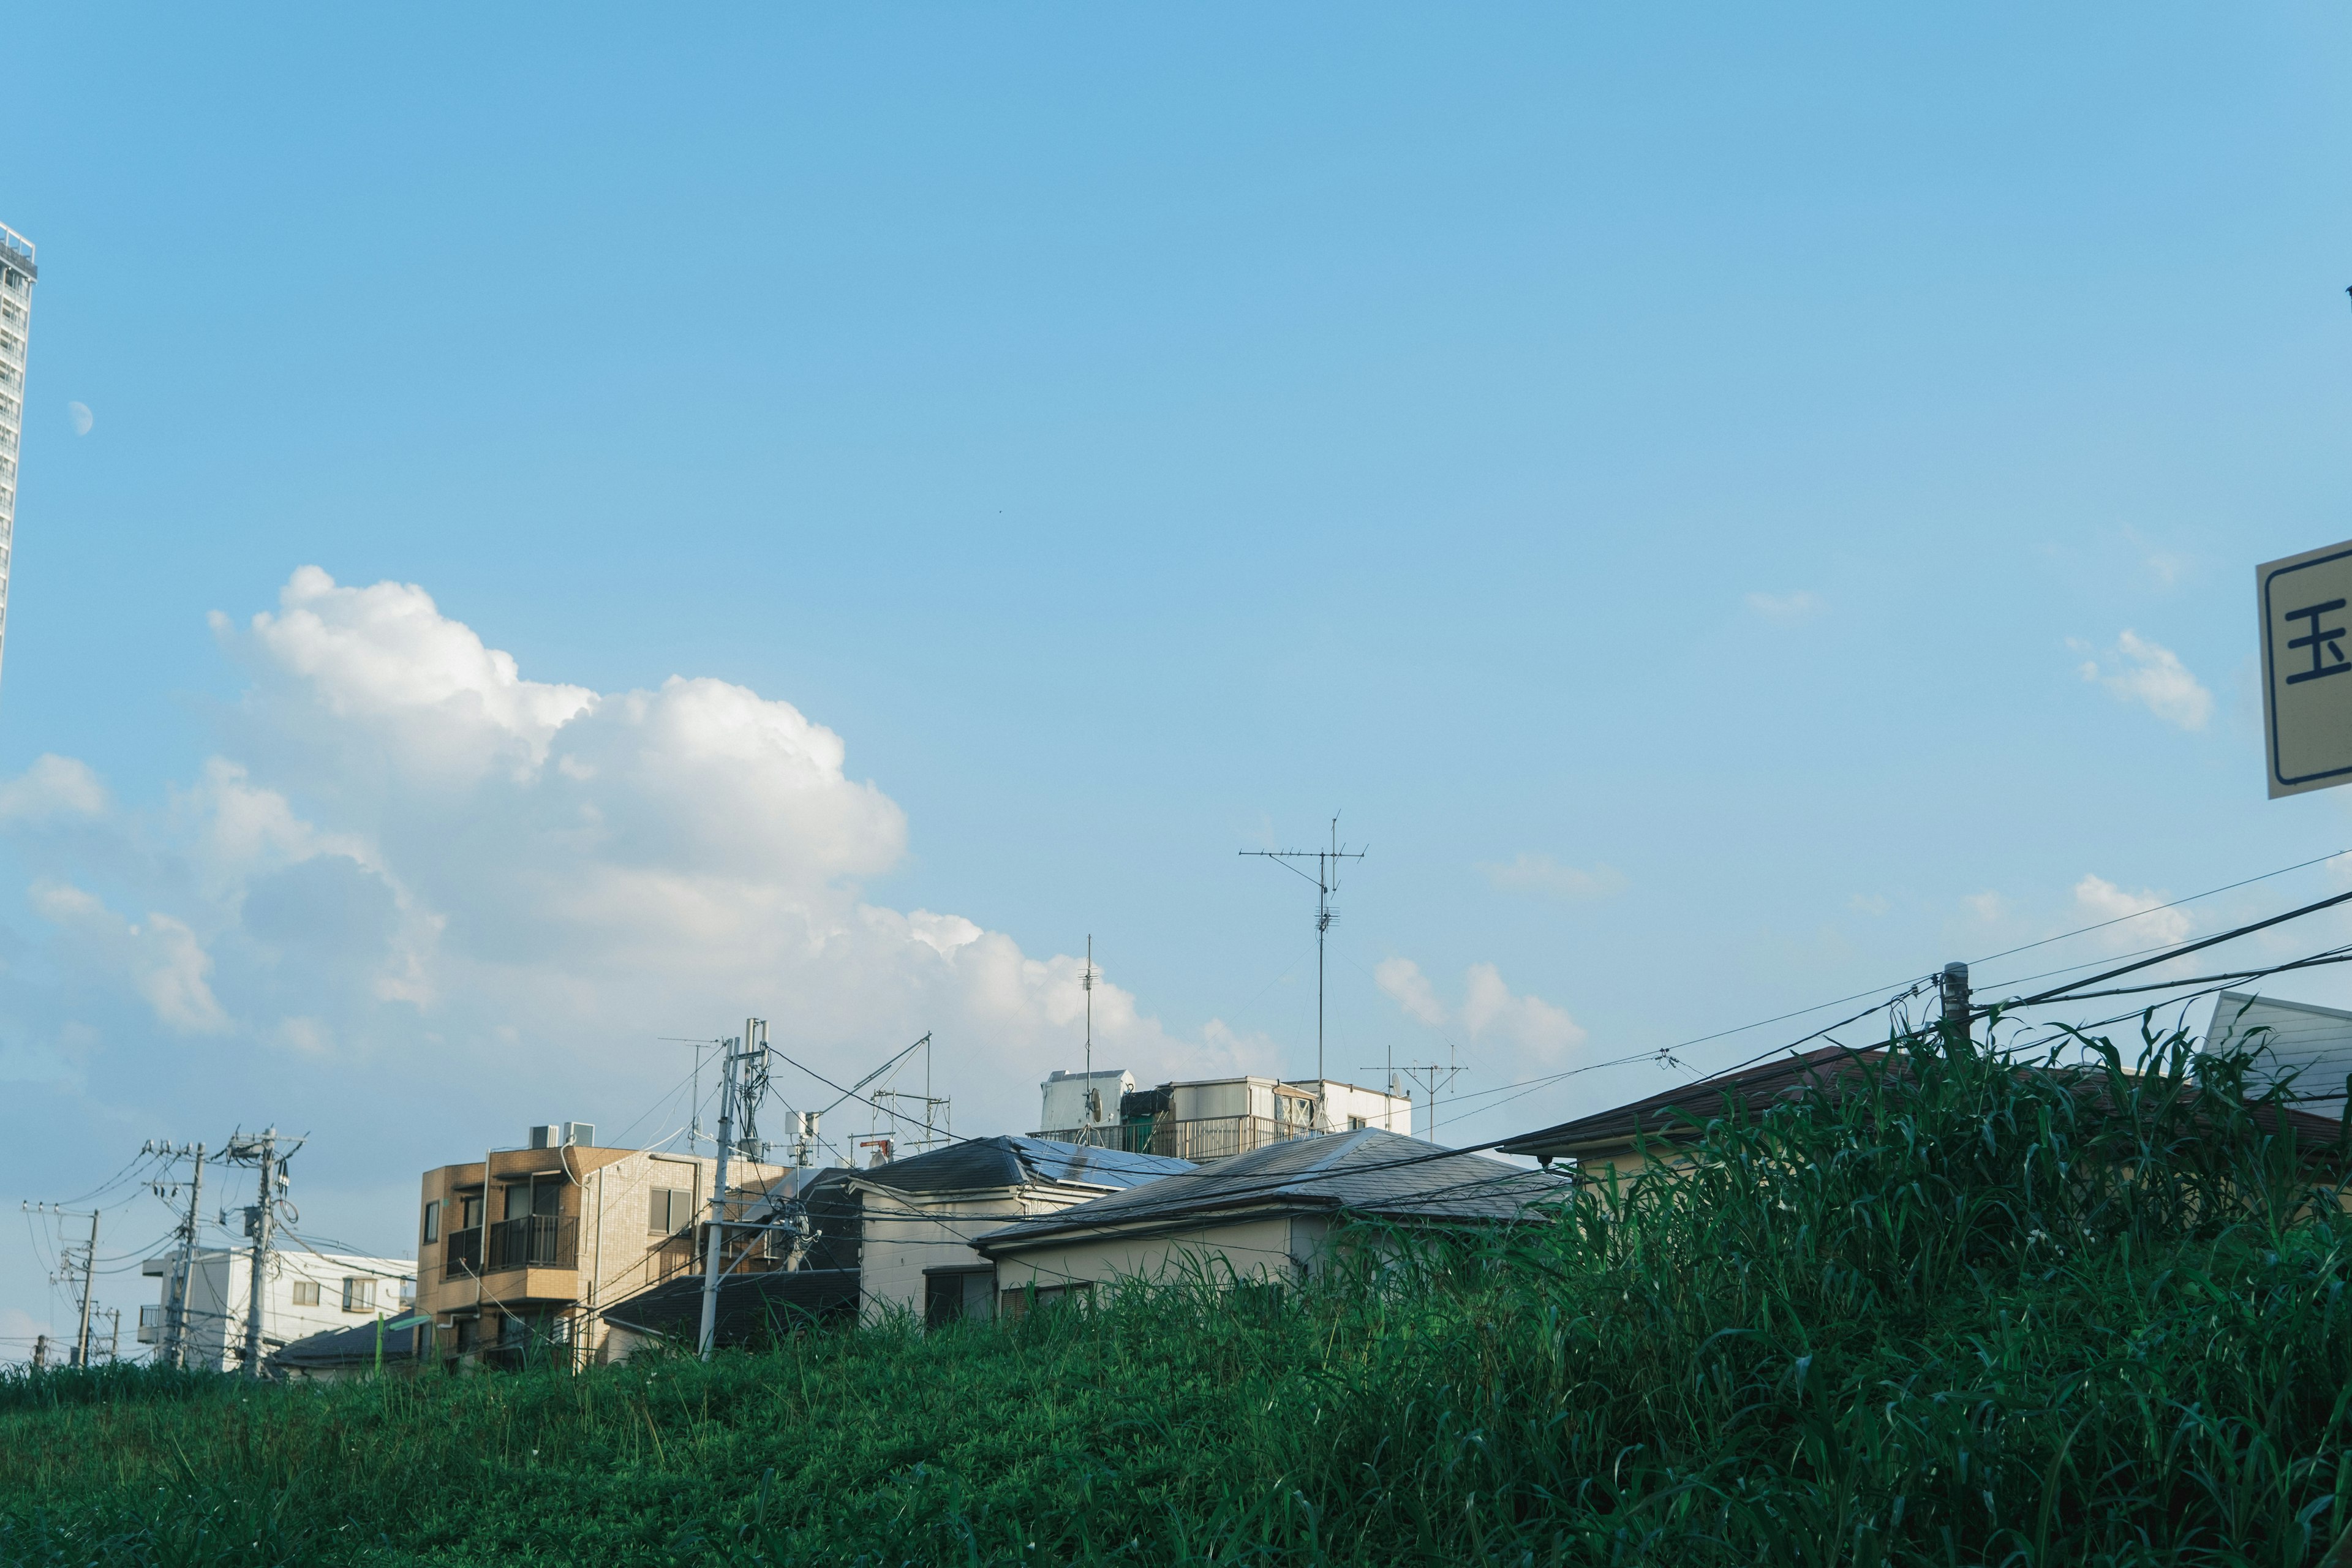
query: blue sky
[{"left": 4, "top": 6, "right": 2352, "bottom": 1347}]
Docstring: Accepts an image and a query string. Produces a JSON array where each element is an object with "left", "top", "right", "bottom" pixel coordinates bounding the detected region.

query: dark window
[
  {"left": 650, "top": 1187, "right": 692, "bottom": 1232},
  {"left": 504, "top": 1184, "right": 532, "bottom": 1221},
  {"left": 533, "top": 1182, "right": 562, "bottom": 1218},
  {"left": 459, "top": 1195, "right": 483, "bottom": 1229},
  {"left": 421, "top": 1200, "right": 440, "bottom": 1243},
  {"left": 925, "top": 1275, "right": 967, "bottom": 1329}
]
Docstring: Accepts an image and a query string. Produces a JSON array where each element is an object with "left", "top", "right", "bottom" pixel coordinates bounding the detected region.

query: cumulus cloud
[
  {"left": 1375, "top": 956, "right": 1586, "bottom": 1063},
  {"left": 0, "top": 567, "right": 1252, "bottom": 1138},
  {"left": 2072, "top": 874, "right": 2189, "bottom": 951},
  {"left": 2078, "top": 631, "right": 2212, "bottom": 731},
  {"left": 1477, "top": 853, "right": 1626, "bottom": 900},
  {"left": 1745, "top": 590, "right": 1824, "bottom": 625},
  {"left": 0, "top": 755, "right": 109, "bottom": 823}
]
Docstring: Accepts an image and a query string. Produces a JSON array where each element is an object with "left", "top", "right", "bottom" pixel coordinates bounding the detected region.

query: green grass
[{"left": 6, "top": 1021, "right": 2352, "bottom": 1566}]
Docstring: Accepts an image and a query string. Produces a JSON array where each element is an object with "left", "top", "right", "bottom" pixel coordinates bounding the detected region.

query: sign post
[{"left": 2258, "top": 539, "right": 2352, "bottom": 797}]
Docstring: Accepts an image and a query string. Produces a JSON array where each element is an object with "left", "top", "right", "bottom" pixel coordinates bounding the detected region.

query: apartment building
[
  {"left": 138, "top": 1245, "right": 413, "bottom": 1373},
  {"left": 1034, "top": 1071, "right": 1414, "bottom": 1163},
  {"left": 413, "top": 1123, "right": 786, "bottom": 1368}
]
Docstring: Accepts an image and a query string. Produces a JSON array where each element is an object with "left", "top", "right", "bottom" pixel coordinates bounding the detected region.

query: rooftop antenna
[
  {"left": 1083, "top": 935, "right": 1098, "bottom": 1136},
  {"left": 1242, "top": 814, "right": 1366, "bottom": 1087}
]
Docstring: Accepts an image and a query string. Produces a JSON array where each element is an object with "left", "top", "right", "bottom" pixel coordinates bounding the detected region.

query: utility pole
[
  {"left": 697, "top": 1020, "right": 760, "bottom": 1362},
  {"left": 72, "top": 1207, "right": 99, "bottom": 1368},
  {"left": 145, "top": 1140, "right": 206, "bottom": 1370},
  {"left": 1083, "top": 936, "right": 1098, "bottom": 1140},
  {"left": 1939, "top": 962, "right": 1971, "bottom": 1044},
  {"left": 23, "top": 1202, "right": 101, "bottom": 1369},
  {"left": 1241, "top": 815, "right": 1366, "bottom": 1091},
  {"left": 224, "top": 1129, "right": 298, "bottom": 1378},
  {"left": 31, "top": 1334, "right": 46, "bottom": 1371}
]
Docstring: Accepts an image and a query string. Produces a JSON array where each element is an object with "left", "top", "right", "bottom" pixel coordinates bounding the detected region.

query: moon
[{"left": 66, "top": 401, "right": 92, "bottom": 436}]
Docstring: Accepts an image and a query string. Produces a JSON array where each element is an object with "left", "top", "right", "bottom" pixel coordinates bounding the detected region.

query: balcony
[
  {"left": 443, "top": 1226, "right": 482, "bottom": 1280},
  {"left": 1034, "top": 1115, "right": 1324, "bottom": 1164},
  {"left": 487, "top": 1215, "right": 578, "bottom": 1272}
]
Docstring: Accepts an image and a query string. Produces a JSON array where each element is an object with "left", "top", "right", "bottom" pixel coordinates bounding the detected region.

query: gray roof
[
  {"left": 270, "top": 1317, "right": 429, "bottom": 1371},
  {"left": 603, "top": 1268, "right": 859, "bottom": 1346},
  {"left": 973, "top": 1128, "right": 1565, "bottom": 1254},
  {"left": 856, "top": 1135, "right": 1193, "bottom": 1197}
]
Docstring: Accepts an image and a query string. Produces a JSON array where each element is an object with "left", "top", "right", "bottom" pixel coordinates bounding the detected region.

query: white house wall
[{"left": 993, "top": 1215, "right": 1337, "bottom": 1299}]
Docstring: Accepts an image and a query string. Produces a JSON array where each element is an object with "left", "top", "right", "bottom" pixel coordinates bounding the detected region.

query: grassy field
[{"left": 5, "top": 1022, "right": 2351, "bottom": 1567}]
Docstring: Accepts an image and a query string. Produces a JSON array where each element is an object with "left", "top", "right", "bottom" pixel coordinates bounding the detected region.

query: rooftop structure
[
  {"left": 0, "top": 222, "right": 33, "bottom": 688},
  {"left": 1033, "top": 1071, "right": 1412, "bottom": 1163}
]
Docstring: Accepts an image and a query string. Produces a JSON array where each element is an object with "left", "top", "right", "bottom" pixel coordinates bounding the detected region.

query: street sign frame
[{"left": 2258, "top": 537, "right": 2352, "bottom": 798}]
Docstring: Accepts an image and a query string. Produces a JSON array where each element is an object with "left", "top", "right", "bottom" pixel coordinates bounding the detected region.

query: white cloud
[
  {"left": 28, "top": 881, "right": 230, "bottom": 1035},
  {"left": 1849, "top": 893, "right": 1890, "bottom": 918},
  {"left": 1375, "top": 957, "right": 1446, "bottom": 1027},
  {"left": 1477, "top": 853, "right": 1626, "bottom": 900},
  {"left": 0, "top": 567, "right": 1250, "bottom": 1138},
  {"left": 1745, "top": 590, "right": 1824, "bottom": 625},
  {"left": 0, "top": 755, "right": 109, "bottom": 823},
  {"left": 1375, "top": 956, "right": 1586, "bottom": 1063},
  {"left": 1963, "top": 891, "right": 2004, "bottom": 923},
  {"left": 2078, "top": 630, "right": 2212, "bottom": 731},
  {"left": 2072, "top": 874, "right": 2189, "bottom": 951}
]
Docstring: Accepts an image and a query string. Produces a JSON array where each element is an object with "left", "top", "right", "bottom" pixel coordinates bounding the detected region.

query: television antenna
[{"left": 1241, "top": 814, "right": 1366, "bottom": 1085}]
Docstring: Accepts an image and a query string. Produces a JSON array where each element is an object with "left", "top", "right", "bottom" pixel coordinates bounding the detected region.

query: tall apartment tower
[{"left": 0, "top": 224, "right": 34, "bottom": 688}]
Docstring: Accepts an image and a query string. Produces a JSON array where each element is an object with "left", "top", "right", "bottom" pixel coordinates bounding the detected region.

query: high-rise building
[{"left": 0, "top": 222, "right": 34, "bottom": 688}]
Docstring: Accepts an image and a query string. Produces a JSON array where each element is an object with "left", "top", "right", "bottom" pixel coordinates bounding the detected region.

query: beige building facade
[{"left": 414, "top": 1128, "right": 785, "bottom": 1368}]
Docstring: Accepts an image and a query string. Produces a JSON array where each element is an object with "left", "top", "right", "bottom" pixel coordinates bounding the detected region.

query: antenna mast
[
  {"left": 1240, "top": 815, "right": 1366, "bottom": 1087},
  {"left": 1083, "top": 935, "right": 1096, "bottom": 1137}
]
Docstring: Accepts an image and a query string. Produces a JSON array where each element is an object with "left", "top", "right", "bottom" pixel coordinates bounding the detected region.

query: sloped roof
[
  {"left": 601, "top": 1268, "right": 859, "bottom": 1346},
  {"left": 856, "top": 1135, "right": 1193, "bottom": 1197},
  {"left": 973, "top": 1129, "right": 1564, "bottom": 1254},
  {"left": 270, "top": 1317, "right": 429, "bottom": 1371},
  {"left": 1499, "top": 1044, "right": 1888, "bottom": 1162},
  {"left": 1497, "top": 1041, "right": 2352, "bottom": 1166}
]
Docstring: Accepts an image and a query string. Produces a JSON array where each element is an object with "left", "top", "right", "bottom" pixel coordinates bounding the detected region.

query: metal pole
[
  {"left": 696, "top": 1024, "right": 750, "bottom": 1361},
  {"left": 72, "top": 1208, "right": 98, "bottom": 1368},
  {"left": 243, "top": 1129, "right": 275, "bottom": 1378},
  {"left": 167, "top": 1144, "right": 206, "bottom": 1370}
]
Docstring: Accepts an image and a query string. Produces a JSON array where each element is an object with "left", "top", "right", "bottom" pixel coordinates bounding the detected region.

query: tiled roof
[
  {"left": 601, "top": 1268, "right": 859, "bottom": 1346},
  {"left": 973, "top": 1128, "right": 1564, "bottom": 1254}
]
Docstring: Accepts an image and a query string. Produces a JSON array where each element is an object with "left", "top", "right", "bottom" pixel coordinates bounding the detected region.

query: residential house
[
  {"left": 976, "top": 1128, "right": 1564, "bottom": 1310},
  {"left": 413, "top": 1123, "right": 788, "bottom": 1368},
  {"left": 138, "top": 1245, "right": 413, "bottom": 1373},
  {"left": 1034, "top": 1071, "right": 1412, "bottom": 1163},
  {"left": 1495, "top": 1038, "right": 2352, "bottom": 1182},
  {"left": 853, "top": 1136, "right": 1193, "bottom": 1326},
  {"left": 270, "top": 1316, "right": 432, "bottom": 1382},
  {"left": 598, "top": 1165, "right": 864, "bottom": 1358}
]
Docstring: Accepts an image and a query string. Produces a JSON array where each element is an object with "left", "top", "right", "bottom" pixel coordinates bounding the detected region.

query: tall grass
[{"left": 4, "top": 1021, "right": 2350, "bottom": 1566}]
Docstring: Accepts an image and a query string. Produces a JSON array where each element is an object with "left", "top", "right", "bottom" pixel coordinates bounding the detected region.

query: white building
[
  {"left": 1038, "top": 1068, "right": 1134, "bottom": 1141},
  {"left": 1036, "top": 1070, "right": 1413, "bottom": 1163},
  {"left": 0, "top": 222, "right": 32, "bottom": 686},
  {"left": 139, "top": 1245, "right": 415, "bottom": 1374},
  {"left": 850, "top": 1136, "right": 1193, "bottom": 1327}
]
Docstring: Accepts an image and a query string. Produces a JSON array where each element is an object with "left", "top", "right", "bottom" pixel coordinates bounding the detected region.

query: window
[
  {"left": 459, "top": 1194, "right": 483, "bottom": 1229},
  {"left": 422, "top": 1199, "right": 440, "bottom": 1244},
  {"left": 649, "top": 1187, "right": 692, "bottom": 1233},
  {"left": 504, "top": 1183, "right": 533, "bottom": 1221},
  {"left": 1347, "top": 1115, "right": 1368, "bottom": 1131},
  {"left": 343, "top": 1278, "right": 377, "bottom": 1312},
  {"left": 290, "top": 1281, "right": 320, "bottom": 1306}
]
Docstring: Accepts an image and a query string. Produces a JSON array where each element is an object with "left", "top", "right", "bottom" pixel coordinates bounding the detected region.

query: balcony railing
[
  {"left": 443, "top": 1226, "right": 482, "bottom": 1280},
  {"left": 1033, "top": 1115, "right": 1324, "bottom": 1164},
  {"left": 487, "top": 1215, "right": 578, "bottom": 1272}
]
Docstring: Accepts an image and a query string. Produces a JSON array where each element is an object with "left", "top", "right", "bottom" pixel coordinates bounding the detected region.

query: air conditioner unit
[
  {"left": 562, "top": 1121, "right": 595, "bottom": 1147},
  {"left": 528, "top": 1125, "right": 558, "bottom": 1150}
]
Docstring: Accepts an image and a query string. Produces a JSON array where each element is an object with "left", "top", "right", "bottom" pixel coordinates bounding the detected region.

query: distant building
[
  {"left": 977, "top": 1128, "right": 1564, "bottom": 1306},
  {"left": 412, "top": 1122, "right": 790, "bottom": 1370},
  {"left": 2204, "top": 990, "right": 2352, "bottom": 1117},
  {"left": 138, "top": 1245, "right": 413, "bottom": 1374},
  {"left": 1033, "top": 1070, "right": 1412, "bottom": 1163},
  {"left": 0, "top": 222, "right": 32, "bottom": 686}
]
